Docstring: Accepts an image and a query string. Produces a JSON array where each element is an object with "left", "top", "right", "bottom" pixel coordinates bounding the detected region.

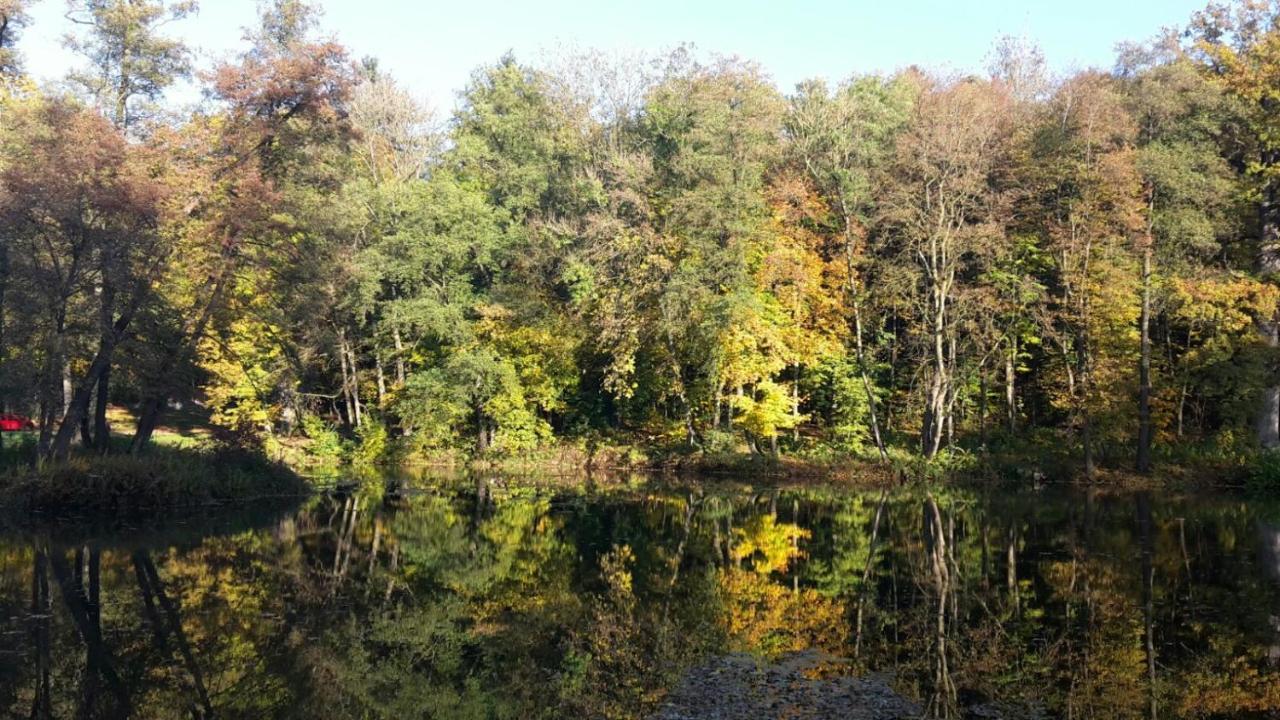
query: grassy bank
[{"left": 1, "top": 444, "right": 312, "bottom": 513}]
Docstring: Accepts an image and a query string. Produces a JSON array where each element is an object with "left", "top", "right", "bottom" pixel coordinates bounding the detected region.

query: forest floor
[{"left": 103, "top": 402, "right": 214, "bottom": 449}]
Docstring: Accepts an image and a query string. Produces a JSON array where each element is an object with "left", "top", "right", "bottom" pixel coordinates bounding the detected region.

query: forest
[{"left": 4, "top": 0, "right": 1280, "bottom": 479}]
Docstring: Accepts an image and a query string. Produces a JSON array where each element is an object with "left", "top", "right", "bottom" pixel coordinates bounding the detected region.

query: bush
[
  {"left": 352, "top": 420, "right": 389, "bottom": 467},
  {"left": 301, "top": 414, "right": 344, "bottom": 460},
  {"left": 1246, "top": 450, "right": 1280, "bottom": 493}
]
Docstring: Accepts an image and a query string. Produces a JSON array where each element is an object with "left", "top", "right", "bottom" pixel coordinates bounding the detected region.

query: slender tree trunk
[
  {"left": 376, "top": 354, "right": 387, "bottom": 405},
  {"left": 1177, "top": 383, "right": 1188, "bottom": 438},
  {"left": 853, "top": 300, "right": 888, "bottom": 461},
  {"left": 347, "top": 341, "right": 363, "bottom": 427},
  {"left": 38, "top": 311, "right": 69, "bottom": 459},
  {"left": 129, "top": 254, "right": 232, "bottom": 450},
  {"left": 337, "top": 329, "right": 354, "bottom": 428},
  {"left": 1256, "top": 163, "right": 1280, "bottom": 448},
  {"left": 79, "top": 391, "right": 93, "bottom": 448},
  {"left": 1137, "top": 246, "right": 1153, "bottom": 473},
  {"left": 94, "top": 368, "right": 111, "bottom": 451},
  {"left": 393, "top": 327, "right": 406, "bottom": 386},
  {"left": 93, "top": 272, "right": 117, "bottom": 452},
  {"left": 50, "top": 295, "right": 144, "bottom": 460},
  {"left": 0, "top": 243, "right": 6, "bottom": 453},
  {"left": 62, "top": 363, "right": 72, "bottom": 419},
  {"left": 1007, "top": 525, "right": 1020, "bottom": 617}
]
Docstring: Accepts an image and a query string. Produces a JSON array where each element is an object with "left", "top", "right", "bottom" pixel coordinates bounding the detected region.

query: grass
[{"left": 0, "top": 443, "right": 313, "bottom": 513}]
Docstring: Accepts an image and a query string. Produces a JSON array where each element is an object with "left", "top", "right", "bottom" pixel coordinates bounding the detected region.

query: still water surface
[{"left": 1, "top": 475, "right": 1278, "bottom": 719}]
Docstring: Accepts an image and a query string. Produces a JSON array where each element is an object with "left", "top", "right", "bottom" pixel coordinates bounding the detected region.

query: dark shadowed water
[{"left": 1, "top": 474, "right": 1278, "bottom": 719}]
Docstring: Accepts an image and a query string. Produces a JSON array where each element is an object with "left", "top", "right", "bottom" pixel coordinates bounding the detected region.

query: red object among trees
[{"left": 0, "top": 414, "right": 35, "bottom": 432}]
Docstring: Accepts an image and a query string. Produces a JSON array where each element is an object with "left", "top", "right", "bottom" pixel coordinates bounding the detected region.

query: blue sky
[{"left": 20, "top": 0, "right": 1208, "bottom": 115}]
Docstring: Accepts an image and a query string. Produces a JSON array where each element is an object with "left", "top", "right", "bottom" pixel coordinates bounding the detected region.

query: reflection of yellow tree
[
  {"left": 730, "top": 514, "right": 809, "bottom": 574},
  {"left": 719, "top": 513, "right": 845, "bottom": 657},
  {"left": 1177, "top": 634, "right": 1280, "bottom": 718}
]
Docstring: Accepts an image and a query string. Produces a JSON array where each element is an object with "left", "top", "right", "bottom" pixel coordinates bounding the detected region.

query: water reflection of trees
[{"left": 1, "top": 484, "right": 1279, "bottom": 718}]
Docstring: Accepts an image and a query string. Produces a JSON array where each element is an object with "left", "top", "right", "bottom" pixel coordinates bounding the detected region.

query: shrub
[
  {"left": 301, "top": 414, "right": 344, "bottom": 460},
  {"left": 352, "top": 420, "right": 389, "bottom": 467},
  {"left": 1246, "top": 450, "right": 1280, "bottom": 493}
]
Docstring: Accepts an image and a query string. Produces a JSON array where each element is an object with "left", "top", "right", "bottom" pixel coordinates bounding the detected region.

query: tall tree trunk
[
  {"left": 376, "top": 354, "right": 387, "bottom": 406},
  {"left": 62, "top": 362, "right": 72, "bottom": 419},
  {"left": 38, "top": 311, "right": 69, "bottom": 459},
  {"left": 853, "top": 301, "right": 888, "bottom": 461},
  {"left": 0, "top": 243, "right": 6, "bottom": 453},
  {"left": 94, "top": 367, "right": 111, "bottom": 450},
  {"left": 129, "top": 257, "right": 231, "bottom": 453},
  {"left": 347, "top": 341, "right": 363, "bottom": 427},
  {"left": 1257, "top": 168, "right": 1280, "bottom": 448},
  {"left": 393, "top": 327, "right": 406, "bottom": 386},
  {"left": 1137, "top": 246, "right": 1153, "bottom": 473},
  {"left": 93, "top": 267, "right": 117, "bottom": 452},
  {"left": 337, "top": 330, "right": 354, "bottom": 427},
  {"left": 50, "top": 294, "right": 145, "bottom": 460}
]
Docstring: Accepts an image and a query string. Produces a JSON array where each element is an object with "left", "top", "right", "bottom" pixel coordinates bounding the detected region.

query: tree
[
  {"left": 785, "top": 73, "right": 915, "bottom": 460},
  {"left": 0, "top": 0, "right": 31, "bottom": 79},
  {"left": 1188, "top": 0, "right": 1280, "bottom": 447},
  {"left": 0, "top": 95, "right": 169, "bottom": 460},
  {"left": 127, "top": 0, "right": 355, "bottom": 452},
  {"left": 64, "top": 0, "right": 196, "bottom": 131},
  {"left": 1022, "top": 73, "right": 1146, "bottom": 475},
  {"left": 881, "top": 77, "right": 1014, "bottom": 459}
]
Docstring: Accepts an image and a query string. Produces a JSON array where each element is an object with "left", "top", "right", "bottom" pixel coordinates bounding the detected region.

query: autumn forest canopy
[{"left": 5, "top": 0, "right": 1280, "bottom": 477}]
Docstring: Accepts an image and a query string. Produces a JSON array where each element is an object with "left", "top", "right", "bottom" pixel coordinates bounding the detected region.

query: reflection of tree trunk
[
  {"left": 48, "top": 547, "right": 131, "bottom": 718},
  {"left": 333, "top": 496, "right": 361, "bottom": 590},
  {"left": 369, "top": 514, "right": 383, "bottom": 580},
  {"left": 1005, "top": 340, "right": 1017, "bottom": 433},
  {"left": 854, "top": 491, "right": 888, "bottom": 658},
  {"left": 1007, "top": 524, "right": 1020, "bottom": 618},
  {"left": 924, "top": 495, "right": 957, "bottom": 718},
  {"left": 385, "top": 543, "right": 400, "bottom": 602},
  {"left": 30, "top": 547, "right": 53, "bottom": 720},
  {"left": 1137, "top": 493, "right": 1157, "bottom": 720},
  {"left": 1259, "top": 522, "right": 1280, "bottom": 667},
  {"left": 133, "top": 551, "right": 213, "bottom": 718}
]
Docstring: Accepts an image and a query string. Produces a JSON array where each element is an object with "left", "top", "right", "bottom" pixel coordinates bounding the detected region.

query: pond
[{"left": 1, "top": 475, "right": 1278, "bottom": 719}]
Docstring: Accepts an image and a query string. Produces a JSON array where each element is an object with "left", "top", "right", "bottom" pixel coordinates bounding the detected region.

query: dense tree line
[{"left": 3, "top": 0, "right": 1280, "bottom": 474}]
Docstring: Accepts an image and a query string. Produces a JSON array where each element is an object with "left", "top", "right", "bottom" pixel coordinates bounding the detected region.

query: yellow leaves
[
  {"left": 730, "top": 380, "right": 805, "bottom": 442},
  {"left": 199, "top": 314, "right": 287, "bottom": 437},
  {"left": 1177, "top": 636, "right": 1280, "bottom": 717},
  {"left": 1170, "top": 274, "right": 1280, "bottom": 336},
  {"left": 730, "top": 514, "right": 810, "bottom": 574},
  {"left": 717, "top": 567, "right": 845, "bottom": 657}
]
